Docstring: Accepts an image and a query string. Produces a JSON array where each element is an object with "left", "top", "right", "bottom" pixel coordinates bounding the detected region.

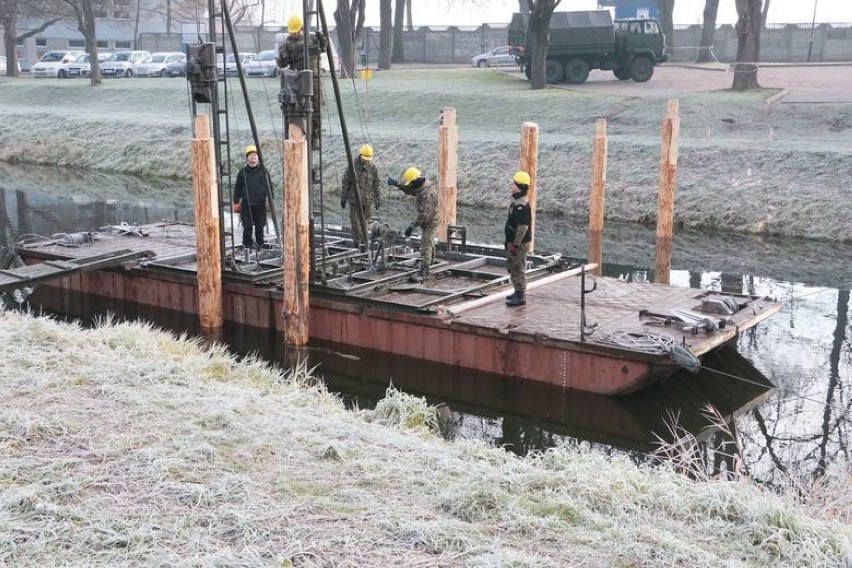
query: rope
[{"left": 589, "top": 329, "right": 676, "bottom": 355}]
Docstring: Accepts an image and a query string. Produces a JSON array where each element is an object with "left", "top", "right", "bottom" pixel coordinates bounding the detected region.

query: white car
[
  {"left": 101, "top": 50, "right": 150, "bottom": 78},
  {"left": 66, "top": 52, "right": 115, "bottom": 78},
  {"left": 228, "top": 52, "right": 256, "bottom": 76},
  {"left": 134, "top": 52, "right": 186, "bottom": 78},
  {"left": 244, "top": 50, "right": 277, "bottom": 77},
  {"left": 30, "top": 50, "right": 85, "bottom": 78}
]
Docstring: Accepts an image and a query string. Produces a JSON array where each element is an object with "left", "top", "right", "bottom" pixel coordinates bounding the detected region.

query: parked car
[
  {"left": 163, "top": 58, "right": 187, "bottom": 78},
  {"left": 101, "top": 50, "right": 150, "bottom": 78},
  {"left": 223, "top": 52, "right": 256, "bottom": 77},
  {"left": 134, "top": 52, "right": 186, "bottom": 77},
  {"left": 244, "top": 50, "right": 278, "bottom": 78},
  {"left": 0, "top": 55, "right": 22, "bottom": 75},
  {"left": 471, "top": 46, "right": 515, "bottom": 68},
  {"left": 66, "top": 52, "right": 114, "bottom": 78},
  {"left": 30, "top": 50, "right": 85, "bottom": 78}
]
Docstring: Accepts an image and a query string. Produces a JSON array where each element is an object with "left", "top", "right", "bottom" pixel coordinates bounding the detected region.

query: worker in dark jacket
[
  {"left": 389, "top": 167, "right": 438, "bottom": 283},
  {"left": 341, "top": 144, "right": 381, "bottom": 249},
  {"left": 504, "top": 171, "right": 533, "bottom": 307},
  {"left": 233, "top": 144, "right": 271, "bottom": 251}
]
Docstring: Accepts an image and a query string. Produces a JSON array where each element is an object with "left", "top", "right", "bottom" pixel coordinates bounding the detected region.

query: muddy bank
[{"left": 0, "top": 68, "right": 849, "bottom": 242}]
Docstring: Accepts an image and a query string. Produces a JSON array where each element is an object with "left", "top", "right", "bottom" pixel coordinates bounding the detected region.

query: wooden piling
[
  {"left": 520, "top": 122, "right": 539, "bottom": 253},
  {"left": 588, "top": 118, "right": 608, "bottom": 276},
  {"left": 654, "top": 99, "right": 680, "bottom": 285},
  {"left": 190, "top": 114, "right": 222, "bottom": 332},
  {"left": 283, "top": 133, "right": 310, "bottom": 346},
  {"left": 437, "top": 107, "right": 458, "bottom": 244}
]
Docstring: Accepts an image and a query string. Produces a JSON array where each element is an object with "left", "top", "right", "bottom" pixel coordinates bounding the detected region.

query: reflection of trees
[{"left": 741, "top": 289, "right": 850, "bottom": 485}]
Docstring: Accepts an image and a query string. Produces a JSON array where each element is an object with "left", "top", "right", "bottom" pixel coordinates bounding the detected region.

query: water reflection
[{"left": 1, "top": 163, "right": 850, "bottom": 485}]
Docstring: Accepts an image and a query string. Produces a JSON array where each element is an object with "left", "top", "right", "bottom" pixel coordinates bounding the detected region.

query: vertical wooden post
[
  {"left": 520, "top": 122, "right": 539, "bottom": 253},
  {"left": 283, "top": 128, "right": 310, "bottom": 346},
  {"left": 437, "top": 107, "right": 458, "bottom": 244},
  {"left": 191, "top": 114, "right": 222, "bottom": 332},
  {"left": 588, "top": 118, "right": 608, "bottom": 276},
  {"left": 654, "top": 99, "right": 680, "bottom": 285}
]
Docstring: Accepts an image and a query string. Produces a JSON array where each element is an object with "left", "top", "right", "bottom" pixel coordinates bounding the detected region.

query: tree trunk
[
  {"left": 761, "top": 0, "right": 770, "bottom": 27},
  {"left": 527, "top": 2, "right": 559, "bottom": 90},
  {"left": 658, "top": 0, "right": 675, "bottom": 50},
  {"left": 334, "top": 0, "right": 365, "bottom": 79},
  {"left": 378, "top": 0, "right": 392, "bottom": 69},
  {"left": 2, "top": 11, "right": 18, "bottom": 78},
  {"left": 391, "top": 0, "right": 405, "bottom": 62},
  {"left": 81, "top": 0, "right": 102, "bottom": 86},
  {"left": 732, "top": 0, "right": 762, "bottom": 90},
  {"left": 405, "top": 0, "right": 412, "bottom": 31},
  {"left": 696, "top": 0, "right": 719, "bottom": 63}
]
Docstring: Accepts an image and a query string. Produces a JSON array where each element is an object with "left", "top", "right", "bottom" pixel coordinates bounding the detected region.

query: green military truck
[{"left": 508, "top": 10, "right": 667, "bottom": 84}]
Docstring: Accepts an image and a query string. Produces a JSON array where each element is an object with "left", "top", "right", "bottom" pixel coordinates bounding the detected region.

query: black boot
[
  {"left": 410, "top": 263, "right": 428, "bottom": 283},
  {"left": 505, "top": 290, "right": 518, "bottom": 303},
  {"left": 506, "top": 290, "right": 526, "bottom": 307}
]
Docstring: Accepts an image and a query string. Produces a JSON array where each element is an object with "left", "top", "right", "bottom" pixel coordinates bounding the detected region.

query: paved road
[{"left": 536, "top": 64, "right": 852, "bottom": 103}]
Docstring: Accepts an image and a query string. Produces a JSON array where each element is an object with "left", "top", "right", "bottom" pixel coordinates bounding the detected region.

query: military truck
[{"left": 508, "top": 10, "right": 667, "bottom": 84}]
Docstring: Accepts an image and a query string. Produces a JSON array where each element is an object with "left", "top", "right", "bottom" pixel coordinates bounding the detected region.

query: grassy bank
[
  {"left": 0, "top": 69, "right": 850, "bottom": 241},
  {"left": 0, "top": 310, "right": 849, "bottom": 566}
]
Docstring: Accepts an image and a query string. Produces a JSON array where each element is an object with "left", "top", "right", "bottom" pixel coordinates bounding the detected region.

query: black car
[{"left": 164, "top": 59, "right": 187, "bottom": 78}]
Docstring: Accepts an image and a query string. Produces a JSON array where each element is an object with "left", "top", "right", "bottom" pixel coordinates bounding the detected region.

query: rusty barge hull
[{"left": 14, "top": 223, "right": 781, "bottom": 395}]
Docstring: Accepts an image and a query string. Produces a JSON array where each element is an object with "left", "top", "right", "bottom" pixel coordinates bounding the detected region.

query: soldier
[
  {"left": 389, "top": 167, "right": 438, "bottom": 283},
  {"left": 233, "top": 145, "right": 271, "bottom": 252},
  {"left": 504, "top": 171, "right": 533, "bottom": 307},
  {"left": 277, "top": 14, "right": 327, "bottom": 147},
  {"left": 341, "top": 144, "right": 381, "bottom": 250}
]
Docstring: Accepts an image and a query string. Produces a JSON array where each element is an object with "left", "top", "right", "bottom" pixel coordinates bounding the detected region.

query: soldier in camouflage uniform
[
  {"left": 504, "top": 171, "right": 533, "bottom": 307},
  {"left": 391, "top": 167, "right": 438, "bottom": 283},
  {"left": 277, "top": 14, "right": 327, "bottom": 147},
  {"left": 341, "top": 144, "right": 381, "bottom": 249}
]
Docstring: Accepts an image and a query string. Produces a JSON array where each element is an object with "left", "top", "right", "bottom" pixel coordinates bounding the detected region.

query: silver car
[
  {"left": 134, "top": 52, "right": 186, "bottom": 78},
  {"left": 471, "top": 46, "right": 515, "bottom": 68},
  {"left": 101, "top": 50, "right": 150, "bottom": 78},
  {"left": 244, "top": 50, "right": 278, "bottom": 78}
]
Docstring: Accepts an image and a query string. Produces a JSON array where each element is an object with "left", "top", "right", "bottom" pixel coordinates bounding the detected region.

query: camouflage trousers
[
  {"left": 420, "top": 224, "right": 437, "bottom": 269},
  {"left": 506, "top": 242, "right": 530, "bottom": 292}
]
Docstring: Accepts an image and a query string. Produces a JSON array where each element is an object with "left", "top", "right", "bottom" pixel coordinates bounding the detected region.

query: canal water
[{"left": 1, "top": 163, "right": 850, "bottom": 486}]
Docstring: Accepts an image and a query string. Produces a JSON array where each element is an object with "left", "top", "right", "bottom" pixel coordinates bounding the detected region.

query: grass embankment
[
  {"left": 0, "top": 311, "right": 850, "bottom": 566},
  {"left": 0, "top": 69, "right": 849, "bottom": 241}
]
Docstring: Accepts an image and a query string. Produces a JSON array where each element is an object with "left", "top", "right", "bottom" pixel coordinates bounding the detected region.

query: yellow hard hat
[
  {"left": 513, "top": 170, "right": 531, "bottom": 187},
  {"left": 359, "top": 144, "right": 374, "bottom": 160},
  {"left": 402, "top": 167, "right": 422, "bottom": 186},
  {"left": 245, "top": 144, "right": 258, "bottom": 156},
  {"left": 288, "top": 14, "right": 303, "bottom": 33}
]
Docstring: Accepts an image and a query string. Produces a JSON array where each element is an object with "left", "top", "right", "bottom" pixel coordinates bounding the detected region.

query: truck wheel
[
  {"left": 564, "top": 59, "right": 590, "bottom": 84},
  {"left": 629, "top": 56, "right": 654, "bottom": 82},
  {"left": 545, "top": 59, "right": 563, "bottom": 83},
  {"left": 613, "top": 67, "right": 631, "bottom": 80}
]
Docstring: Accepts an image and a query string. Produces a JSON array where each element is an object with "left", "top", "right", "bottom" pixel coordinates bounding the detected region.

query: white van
[{"left": 30, "top": 50, "right": 85, "bottom": 78}]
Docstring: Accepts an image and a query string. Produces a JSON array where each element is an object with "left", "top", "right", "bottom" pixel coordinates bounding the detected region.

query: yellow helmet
[
  {"left": 359, "top": 144, "right": 374, "bottom": 160},
  {"left": 245, "top": 144, "right": 258, "bottom": 156},
  {"left": 513, "top": 170, "right": 531, "bottom": 187},
  {"left": 402, "top": 167, "right": 422, "bottom": 186},
  {"left": 288, "top": 14, "right": 303, "bottom": 33}
]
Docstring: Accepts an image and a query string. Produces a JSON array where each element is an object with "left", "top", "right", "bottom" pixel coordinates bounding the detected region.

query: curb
[{"left": 764, "top": 88, "right": 789, "bottom": 105}]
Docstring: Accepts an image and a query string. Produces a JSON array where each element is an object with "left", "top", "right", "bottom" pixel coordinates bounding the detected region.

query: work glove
[
  {"left": 387, "top": 176, "right": 400, "bottom": 188},
  {"left": 404, "top": 223, "right": 415, "bottom": 238},
  {"left": 508, "top": 243, "right": 519, "bottom": 256},
  {"left": 340, "top": 199, "right": 346, "bottom": 209},
  {"left": 233, "top": 202, "right": 242, "bottom": 213}
]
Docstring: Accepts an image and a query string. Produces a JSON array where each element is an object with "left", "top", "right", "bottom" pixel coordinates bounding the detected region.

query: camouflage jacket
[
  {"left": 413, "top": 180, "right": 438, "bottom": 228},
  {"left": 276, "top": 32, "right": 327, "bottom": 71},
  {"left": 341, "top": 158, "right": 381, "bottom": 209}
]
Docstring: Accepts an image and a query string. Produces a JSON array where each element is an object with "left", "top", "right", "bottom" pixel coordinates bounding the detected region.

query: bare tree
[
  {"left": 732, "top": 0, "right": 762, "bottom": 90},
  {"left": 333, "top": 0, "right": 365, "bottom": 78},
  {"left": 657, "top": 0, "right": 675, "bottom": 51},
  {"left": 171, "top": 0, "right": 263, "bottom": 27},
  {"left": 57, "top": 0, "right": 103, "bottom": 86},
  {"left": 696, "top": 0, "right": 719, "bottom": 63},
  {"left": 378, "top": 0, "right": 392, "bottom": 69},
  {"left": 526, "top": 0, "right": 561, "bottom": 90},
  {"left": 405, "top": 0, "right": 412, "bottom": 31},
  {"left": 761, "top": 0, "right": 770, "bottom": 26},
  {"left": 391, "top": 0, "right": 404, "bottom": 62},
  {"left": 0, "top": 0, "right": 61, "bottom": 77}
]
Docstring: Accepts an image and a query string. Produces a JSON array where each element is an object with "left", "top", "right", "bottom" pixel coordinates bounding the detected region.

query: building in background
[{"left": 598, "top": 1, "right": 660, "bottom": 20}]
